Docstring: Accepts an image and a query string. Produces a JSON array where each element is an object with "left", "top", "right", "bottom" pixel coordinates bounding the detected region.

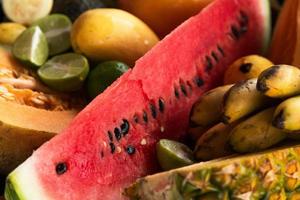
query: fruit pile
[{"left": 155, "top": 55, "right": 300, "bottom": 171}]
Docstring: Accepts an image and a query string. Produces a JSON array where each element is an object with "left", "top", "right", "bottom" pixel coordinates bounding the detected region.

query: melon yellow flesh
[
  {"left": 0, "top": 48, "right": 79, "bottom": 174},
  {"left": 0, "top": 100, "right": 77, "bottom": 174}
]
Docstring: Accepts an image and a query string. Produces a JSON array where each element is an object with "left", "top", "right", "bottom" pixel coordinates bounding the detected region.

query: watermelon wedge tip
[{"left": 5, "top": 0, "right": 271, "bottom": 199}]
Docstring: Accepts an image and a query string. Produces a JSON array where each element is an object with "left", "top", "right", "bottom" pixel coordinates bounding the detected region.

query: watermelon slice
[{"left": 5, "top": 0, "right": 271, "bottom": 199}]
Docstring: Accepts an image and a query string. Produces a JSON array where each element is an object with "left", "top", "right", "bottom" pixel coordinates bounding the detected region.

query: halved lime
[
  {"left": 87, "top": 61, "right": 129, "bottom": 99},
  {"left": 12, "top": 26, "right": 49, "bottom": 68},
  {"left": 38, "top": 53, "right": 89, "bottom": 92},
  {"left": 156, "top": 139, "right": 195, "bottom": 171},
  {"left": 32, "top": 14, "right": 72, "bottom": 56}
]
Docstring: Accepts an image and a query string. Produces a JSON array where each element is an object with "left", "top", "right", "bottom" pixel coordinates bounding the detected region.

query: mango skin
[
  {"left": 118, "top": 0, "right": 213, "bottom": 38},
  {"left": 71, "top": 9, "right": 159, "bottom": 67}
]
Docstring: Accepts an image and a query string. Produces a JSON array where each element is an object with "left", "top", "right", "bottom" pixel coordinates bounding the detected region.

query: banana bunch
[{"left": 190, "top": 55, "right": 300, "bottom": 161}]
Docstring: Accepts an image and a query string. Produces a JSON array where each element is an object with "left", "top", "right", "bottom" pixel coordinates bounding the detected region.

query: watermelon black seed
[
  {"left": 55, "top": 162, "right": 67, "bottom": 175},
  {"left": 158, "top": 98, "right": 165, "bottom": 113},
  {"left": 133, "top": 114, "right": 139, "bottom": 123},
  {"left": 149, "top": 103, "right": 157, "bottom": 119},
  {"left": 108, "top": 131, "right": 113, "bottom": 141},
  {"left": 230, "top": 25, "right": 241, "bottom": 40},
  {"left": 120, "top": 119, "right": 130, "bottom": 136},
  {"left": 217, "top": 45, "right": 225, "bottom": 57},
  {"left": 100, "top": 151, "right": 104, "bottom": 158},
  {"left": 187, "top": 81, "right": 193, "bottom": 91},
  {"left": 204, "top": 56, "right": 213, "bottom": 71},
  {"left": 143, "top": 110, "right": 148, "bottom": 123},
  {"left": 195, "top": 76, "right": 204, "bottom": 87},
  {"left": 239, "top": 10, "right": 249, "bottom": 27},
  {"left": 109, "top": 142, "right": 116, "bottom": 153},
  {"left": 180, "top": 82, "right": 187, "bottom": 96},
  {"left": 114, "top": 127, "right": 122, "bottom": 141},
  {"left": 239, "top": 63, "right": 252, "bottom": 73},
  {"left": 174, "top": 86, "right": 180, "bottom": 99},
  {"left": 126, "top": 146, "right": 136, "bottom": 155},
  {"left": 211, "top": 51, "right": 219, "bottom": 63}
]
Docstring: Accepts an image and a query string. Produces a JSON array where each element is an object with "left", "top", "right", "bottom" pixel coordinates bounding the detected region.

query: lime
[
  {"left": 12, "top": 26, "right": 49, "bottom": 68},
  {"left": 38, "top": 53, "right": 89, "bottom": 92},
  {"left": 156, "top": 139, "right": 195, "bottom": 171},
  {"left": 87, "top": 61, "right": 129, "bottom": 99},
  {"left": 32, "top": 14, "right": 72, "bottom": 56}
]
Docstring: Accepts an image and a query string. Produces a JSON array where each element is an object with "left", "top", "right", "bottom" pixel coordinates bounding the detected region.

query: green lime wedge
[
  {"left": 32, "top": 14, "right": 72, "bottom": 56},
  {"left": 87, "top": 61, "right": 129, "bottom": 99},
  {"left": 156, "top": 139, "right": 195, "bottom": 171},
  {"left": 38, "top": 53, "right": 89, "bottom": 92},
  {"left": 12, "top": 26, "right": 49, "bottom": 68}
]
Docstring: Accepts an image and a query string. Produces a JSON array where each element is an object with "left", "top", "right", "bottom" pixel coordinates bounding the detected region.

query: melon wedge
[
  {"left": 0, "top": 100, "right": 77, "bottom": 174},
  {"left": 5, "top": 0, "right": 271, "bottom": 199},
  {"left": 0, "top": 48, "right": 79, "bottom": 174}
]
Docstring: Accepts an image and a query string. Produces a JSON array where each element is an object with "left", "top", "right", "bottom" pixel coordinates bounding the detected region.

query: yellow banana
[
  {"left": 257, "top": 65, "right": 300, "bottom": 98},
  {"left": 190, "top": 84, "right": 233, "bottom": 127},
  {"left": 222, "top": 78, "right": 273, "bottom": 124},
  {"left": 194, "top": 123, "right": 233, "bottom": 161},
  {"left": 273, "top": 95, "right": 300, "bottom": 132},
  {"left": 229, "top": 107, "right": 286, "bottom": 153}
]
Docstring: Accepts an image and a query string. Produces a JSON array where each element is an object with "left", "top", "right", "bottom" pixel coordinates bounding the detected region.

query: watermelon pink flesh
[{"left": 5, "top": 0, "right": 270, "bottom": 199}]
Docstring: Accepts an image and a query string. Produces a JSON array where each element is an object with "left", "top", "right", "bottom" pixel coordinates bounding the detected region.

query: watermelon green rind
[
  {"left": 4, "top": 161, "right": 45, "bottom": 200},
  {"left": 260, "top": 0, "right": 272, "bottom": 54}
]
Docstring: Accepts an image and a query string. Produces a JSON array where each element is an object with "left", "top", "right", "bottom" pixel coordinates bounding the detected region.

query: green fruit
[
  {"left": 32, "top": 14, "right": 72, "bottom": 56},
  {"left": 87, "top": 61, "right": 129, "bottom": 99},
  {"left": 38, "top": 53, "right": 89, "bottom": 92},
  {"left": 156, "top": 139, "right": 194, "bottom": 171},
  {"left": 12, "top": 26, "right": 49, "bottom": 68}
]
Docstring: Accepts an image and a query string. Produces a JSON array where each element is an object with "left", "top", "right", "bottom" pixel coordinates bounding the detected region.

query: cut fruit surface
[
  {"left": 5, "top": 0, "right": 271, "bottom": 199},
  {"left": 125, "top": 144, "right": 300, "bottom": 200}
]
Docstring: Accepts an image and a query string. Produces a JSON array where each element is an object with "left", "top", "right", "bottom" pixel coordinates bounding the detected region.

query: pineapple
[{"left": 125, "top": 145, "right": 300, "bottom": 200}]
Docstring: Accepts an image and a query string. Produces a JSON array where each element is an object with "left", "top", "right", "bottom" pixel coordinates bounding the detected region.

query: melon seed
[
  {"left": 211, "top": 51, "right": 219, "bottom": 63},
  {"left": 174, "top": 86, "right": 180, "bottom": 99},
  {"left": 133, "top": 114, "right": 139, "bottom": 123},
  {"left": 195, "top": 76, "right": 204, "bottom": 87},
  {"left": 217, "top": 45, "right": 225, "bottom": 57},
  {"left": 158, "top": 98, "right": 165, "bottom": 113},
  {"left": 149, "top": 103, "right": 157, "bottom": 119},
  {"left": 109, "top": 143, "right": 115, "bottom": 154},
  {"left": 180, "top": 82, "right": 187, "bottom": 96},
  {"left": 205, "top": 56, "right": 213, "bottom": 71},
  {"left": 55, "top": 162, "right": 67, "bottom": 175},
  {"left": 114, "top": 128, "right": 122, "bottom": 141},
  {"left": 126, "top": 146, "right": 135, "bottom": 155},
  {"left": 120, "top": 119, "right": 129, "bottom": 136},
  {"left": 107, "top": 131, "right": 113, "bottom": 142},
  {"left": 230, "top": 25, "right": 241, "bottom": 40},
  {"left": 143, "top": 111, "right": 148, "bottom": 123}
]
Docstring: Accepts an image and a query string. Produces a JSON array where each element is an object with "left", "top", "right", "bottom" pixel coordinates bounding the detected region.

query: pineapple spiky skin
[{"left": 125, "top": 145, "right": 300, "bottom": 200}]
